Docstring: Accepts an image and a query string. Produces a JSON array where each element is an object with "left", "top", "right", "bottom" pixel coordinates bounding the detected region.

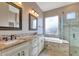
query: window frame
[
  {"left": 44, "top": 15, "right": 59, "bottom": 36},
  {"left": 66, "top": 12, "right": 76, "bottom": 20}
]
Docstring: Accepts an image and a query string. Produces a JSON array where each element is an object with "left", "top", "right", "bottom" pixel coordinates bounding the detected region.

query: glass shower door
[
  {"left": 64, "top": 11, "right": 79, "bottom": 56},
  {"left": 69, "top": 27, "right": 79, "bottom": 56}
]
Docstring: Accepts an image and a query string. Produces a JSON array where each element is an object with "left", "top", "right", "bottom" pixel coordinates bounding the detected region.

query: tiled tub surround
[{"left": 44, "top": 37, "right": 69, "bottom": 56}]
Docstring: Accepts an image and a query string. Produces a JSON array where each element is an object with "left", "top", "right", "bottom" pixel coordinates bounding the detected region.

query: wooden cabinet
[{"left": 1, "top": 42, "right": 30, "bottom": 56}]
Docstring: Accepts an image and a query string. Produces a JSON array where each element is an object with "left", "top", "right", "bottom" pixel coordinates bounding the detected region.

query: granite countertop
[{"left": 0, "top": 36, "right": 33, "bottom": 51}]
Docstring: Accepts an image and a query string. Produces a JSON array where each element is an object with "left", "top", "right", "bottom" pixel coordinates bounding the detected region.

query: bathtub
[{"left": 45, "top": 37, "right": 69, "bottom": 43}]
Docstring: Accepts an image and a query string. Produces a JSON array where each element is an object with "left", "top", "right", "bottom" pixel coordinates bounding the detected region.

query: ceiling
[{"left": 36, "top": 2, "right": 75, "bottom": 12}]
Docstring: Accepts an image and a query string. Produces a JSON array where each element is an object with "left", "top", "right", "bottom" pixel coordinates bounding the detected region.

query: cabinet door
[
  {"left": 30, "top": 37, "right": 39, "bottom": 56},
  {"left": 38, "top": 37, "right": 44, "bottom": 53},
  {"left": 40, "top": 37, "right": 44, "bottom": 51},
  {"left": 2, "top": 42, "right": 30, "bottom": 56},
  {"left": 32, "top": 38, "right": 38, "bottom": 48},
  {"left": 22, "top": 46, "right": 30, "bottom": 56},
  {"left": 12, "top": 46, "right": 30, "bottom": 56},
  {"left": 31, "top": 46, "right": 39, "bottom": 56},
  {"left": 13, "top": 51, "right": 21, "bottom": 56},
  {"left": 2, "top": 47, "right": 19, "bottom": 56}
]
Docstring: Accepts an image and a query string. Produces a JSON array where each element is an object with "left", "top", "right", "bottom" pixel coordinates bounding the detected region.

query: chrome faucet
[{"left": 1, "top": 35, "right": 16, "bottom": 41}]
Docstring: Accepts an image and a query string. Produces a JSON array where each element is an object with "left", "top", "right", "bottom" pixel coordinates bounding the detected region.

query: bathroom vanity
[
  {"left": 0, "top": 2, "right": 44, "bottom": 56},
  {"left": 0, "top": 34, "right": 44, "bottom": 56}
]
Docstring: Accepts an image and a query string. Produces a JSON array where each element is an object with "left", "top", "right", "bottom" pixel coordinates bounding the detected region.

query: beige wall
[{"left": 0, "top": 2, "right": 43, "bottom": 35}]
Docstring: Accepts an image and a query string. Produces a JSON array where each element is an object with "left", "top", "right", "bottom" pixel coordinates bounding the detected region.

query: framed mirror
[
  {"left": 0, "top": 2, "right": 22, "bottom": 30},
  {"left": 29, "top": 13, "right": 38, "bottom": 30}
]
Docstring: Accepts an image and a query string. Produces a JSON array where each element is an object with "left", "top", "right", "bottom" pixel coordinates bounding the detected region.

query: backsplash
[{"left": 0, "top": 32, "right": 37, "bottom": 41}]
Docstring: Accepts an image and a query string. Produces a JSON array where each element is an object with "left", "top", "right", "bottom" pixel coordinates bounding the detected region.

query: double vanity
[
  {"left": 0, "top": 2, "right": 44, "bottom": 56},
  {"left": 0, "top": 34, "right": 44, "bottom": 56}
]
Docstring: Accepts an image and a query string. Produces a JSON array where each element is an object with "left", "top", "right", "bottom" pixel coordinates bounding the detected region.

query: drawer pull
[{"left": 18, "top": 53, "right": 20, "bottom": 56}]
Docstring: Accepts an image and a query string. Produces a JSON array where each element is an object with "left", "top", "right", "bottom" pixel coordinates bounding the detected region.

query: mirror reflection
[
  {"left": 29, "top": 14, "right": 37, "bottom": 30},
  {"left": 0, "top": 2, "right": 21, "bottom": 29}
]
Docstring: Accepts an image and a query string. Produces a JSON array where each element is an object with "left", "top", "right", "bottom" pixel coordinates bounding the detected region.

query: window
[
  {"left": 66, "top": 12, "right": 76, "bottom": 20},
  {"left": 45, "top": 16, "right": 59, "bottom": 35}
]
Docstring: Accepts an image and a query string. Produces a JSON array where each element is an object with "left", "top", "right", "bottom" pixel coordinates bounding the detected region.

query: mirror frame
[
  {"left": 29, "top": 13, "right": 38, "bottom": 30},
  {"left": 0, "top": 2, "right": 22, "bottom": 30}
]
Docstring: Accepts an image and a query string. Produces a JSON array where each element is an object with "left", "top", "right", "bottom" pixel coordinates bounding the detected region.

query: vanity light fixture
[{"left": 30, "top": 9, "right": 39, "bottom": 17}]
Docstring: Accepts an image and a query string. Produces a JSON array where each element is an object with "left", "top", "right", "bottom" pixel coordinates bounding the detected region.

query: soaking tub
[{"left": 45, "top": 37, "right": 69, "bottom": 43}]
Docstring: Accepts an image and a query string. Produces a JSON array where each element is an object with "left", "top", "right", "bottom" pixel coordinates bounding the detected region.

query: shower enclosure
[{"left": 62, "top": 5, "right": 79, "bottom": 56}]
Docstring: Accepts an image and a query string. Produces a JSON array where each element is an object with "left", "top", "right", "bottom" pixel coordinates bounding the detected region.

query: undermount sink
[{"left": 0, "top": 36, "right": 32, "bottom": 45}]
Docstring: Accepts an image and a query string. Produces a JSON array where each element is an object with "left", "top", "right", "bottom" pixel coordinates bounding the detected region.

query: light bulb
[
  {"left": 34, "top": 12, "right": 37, "bottom": 16},
  {"left": 36, "top": 14, "right": 39, "bottom": 17},
  {"left": 31, "top": 10, "right": 34, "bottom": 13}
]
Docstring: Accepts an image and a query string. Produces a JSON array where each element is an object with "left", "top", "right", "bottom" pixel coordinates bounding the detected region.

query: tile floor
[{"left": 39, "top": 49, "right": 50, "bottom": 56}]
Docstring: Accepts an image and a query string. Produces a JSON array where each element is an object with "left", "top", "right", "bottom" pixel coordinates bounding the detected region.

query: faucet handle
[
  {"left": 11, "top": 35, "right": 16, "bottom": 40},
  {"left": 3, "top": 37, "right": 8, "bottom": 41}
]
